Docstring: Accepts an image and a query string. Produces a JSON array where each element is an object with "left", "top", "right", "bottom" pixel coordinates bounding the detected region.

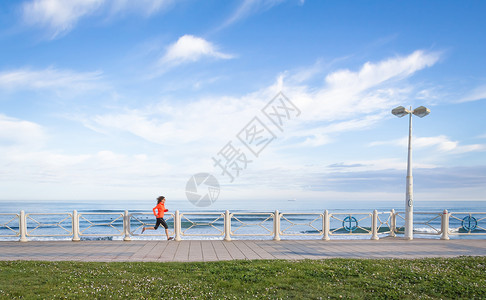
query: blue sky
[{"left": 1, "top": 0, "right": 485, "bottom": 205}]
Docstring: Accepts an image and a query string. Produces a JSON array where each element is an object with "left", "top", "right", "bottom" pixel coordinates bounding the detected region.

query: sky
[{"left": 0, "top": 0, "right": 485, "bottom": 207}]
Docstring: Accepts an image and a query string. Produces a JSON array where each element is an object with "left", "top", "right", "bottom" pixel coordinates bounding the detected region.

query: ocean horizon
[{"left": 1, "top": 199, "right": 485, "bottom": 214}]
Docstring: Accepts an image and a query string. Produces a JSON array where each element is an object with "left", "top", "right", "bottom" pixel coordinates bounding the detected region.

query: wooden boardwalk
[{"left": 1, "top": 238, "right": 485, "bottom": 262}]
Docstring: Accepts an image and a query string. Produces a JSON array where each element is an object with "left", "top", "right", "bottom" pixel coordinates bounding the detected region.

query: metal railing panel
[
  {"left": 394, "top": 211, "right": 406, "bottom": 234},
  {"left": 25, "top": 213, "right": 73, "bottom": 237},
  {"left": 230, "top": 212, "right": 274, "bottom": 236},
  {"left": 0, "top": 213, "right": 20, "bottom": 237},
  {"left": 376, "top": 211, "right": 393, "bottom": 234},
  {"left": 394, "top": 212, "right": 442, "bottom": 235},
  {"left": 179, "top": 213, "right": 224, "bottom": 236},
  {"left": 129, "top": 212, "right": 175, "bottom": 236},
  {"left": 2, "top": 209, "right": 486, "bottom": 241},
  {"left": 279, "top": 213, "right": 323, "bottom": 236},
  {"left": 329, "top": 213, "right": 373, "bottom": 236},
  {"left": 449, "top": 212, "right": 486, "bottom": 235},
  {"left": 77, "top": 212, "right": 124, "bottom": 237}
]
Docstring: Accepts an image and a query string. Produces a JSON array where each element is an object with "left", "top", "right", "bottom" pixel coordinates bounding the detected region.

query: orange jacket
[{"left": 153, "top": 202, "right": 168, "bottom": 218}]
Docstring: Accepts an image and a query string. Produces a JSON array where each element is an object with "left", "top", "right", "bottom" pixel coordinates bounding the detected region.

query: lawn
[{"left": 1, "top": 257, "right": 485, "bottom": 299}]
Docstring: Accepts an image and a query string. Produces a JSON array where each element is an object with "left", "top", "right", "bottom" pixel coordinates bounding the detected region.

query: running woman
[{"left": 142, "top": 196, "right": 173, "bottom": 240}]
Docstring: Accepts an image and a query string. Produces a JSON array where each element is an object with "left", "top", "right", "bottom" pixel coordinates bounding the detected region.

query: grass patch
[{"left": 1, "top": 257, "right": 485, "bottom": 299}]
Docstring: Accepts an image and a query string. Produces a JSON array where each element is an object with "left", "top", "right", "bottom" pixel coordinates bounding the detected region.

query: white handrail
[
  {"left": 448, "top": 212, "right": 486, "bottom": 235},
  {"left": 77, "top": 212, "right": 124, "bottom": 237},
  {"left": 179, "top": 212, "right": 225, "bottom": 237},
  {"left": 230, "top": 212, "right": 274, "bottom": 236},
  {"left": 279, "top": 213, "right": 323, "bottom": 236},
  {"left": 25, "top": 213, "right": 73, "bottom": 237},
  {"left": 5, "top": 209, "right": 486, "bottom": 242},
  {"left": 329, "top": 213, "right": 373, "bottom": 236},
  {"left": 0, "top": 213, "right": 20, "bottom": 237},
  {"left": 128, "top": 212, "right": 175, "bottom": 236},
  {"left": 395, "top": 211, "right": 443, "bottom": 235}
]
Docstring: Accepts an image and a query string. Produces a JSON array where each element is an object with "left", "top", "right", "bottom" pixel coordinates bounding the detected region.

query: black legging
[{"left": 154, "top": 217, "right": 168, "bottom": 230}]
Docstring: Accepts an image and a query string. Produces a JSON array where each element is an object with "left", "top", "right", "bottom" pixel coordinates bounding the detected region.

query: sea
[{"left": 1, "top": 199, "right": 485, "bottom": 241}]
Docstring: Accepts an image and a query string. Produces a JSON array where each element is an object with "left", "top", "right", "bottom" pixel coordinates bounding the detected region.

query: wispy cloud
[
  {"left": 158, "top": 35, "right": 234, "bottom": 68},
  {"left": 107, "top": 0, "right": 173, "bottom": 17},
  {"left": 21, "top": 0, "right": 172, "bottom": 39},
  {"left": 279, "top": 50, "right": 441, "bottom": 148},
  {"left": 22, "top": 0, "right": 104, "bottom": 38},
  {"left": 0, "top": 67, "right": 105, "bottom": 92},
  {"left": 457, "top": 84, "right": 486, "bottom": 103},
  {"left": 0, "top": 114, "right": 46, "bottom": 148},
  {"left": 60, "top": 49, "right": 445, "bottom": 198},
  {"left": 83, "top": 50, "right": 441, "bottom": 151},
  {"left": 220, "top": 0, "right": 285, "bottom": 29},
  {"left": 0, "top": 114, "right": 177, "bottom": 197},
  {"left": 324, "top": 50, "right": 439, "bottom": 92},
  {"left": 370, "top": 135, "right": 486, "bottom": 154}
]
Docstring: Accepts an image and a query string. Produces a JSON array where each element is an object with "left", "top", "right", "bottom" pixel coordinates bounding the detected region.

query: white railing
[
  {"left": 230, "top": 212, "right": 274, "bottom": 237},
  {"left": 377, "top": 211, "right": 394, "bottom": 236},
  {"left": 280, "top": 213, "right": 323, "bottom": 236},
  {"left": 25, "top": 213, "right": 73, "bottom": 237},
  {"left": 77, "top": 212, "right": 124, "bottom": 238},
  {"left": 395, "top": 211, "right": 443, "bottom": 236},
  {"left": 5, "top": 209, "right": 486, "bottom": 242},
  {"left": 129, "top": 212, "right": 175, "bottom": 237},
  {"left": 448, "top": 212, "right": 486, "bottom": 236},
  {"left": 329, "top": 212, "right": 373, "bottom": 236},
  {"left": 0, "top": 213, "right": 20, "bottom": 237},
  {"left": 179, "top": 212, "right": 225, "bottom": 238}
]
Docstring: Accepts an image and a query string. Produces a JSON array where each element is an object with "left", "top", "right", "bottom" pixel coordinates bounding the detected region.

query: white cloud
[
  {"left": 83, "top": 50, "right": 440, "bottom": 151},
  {"left": 61, "top": 49, "right": 446, "bottom": 198},
  {"left": 288, "top": 50, "right": 440, "bottom": 124},
  {"left": 21, "top": 0, "right": 172, "bottom": 38},
  {"left": 0, "top": 114, "right": 46, "bottom": 148},
  {"left": 458, "top": 84, "right": 486, "bottom": 103},
  {"left": 84, "top": 93, "right": 262, "bottom": 147},
  {"left": 0, "top": 67, "right": 105, "bottom": 92},
  {"left": 108, "top": 0, "right": 173, "bottom": 17},
  {"left": 22, "top": 0, "right": 104, "bottom": 38},
  {"left": 324, "top": 50, "right": 439, "bottom": 91},
  {"left": 270, "top": 50, "right": 440, "bottom": 149},
  {"left": 370, "top": 135, "right": 486, "bottom": 154},
  {"left": 220, "top": 0, "right": 285, "bottom": 29},
  {"left": 159, "top": 35, "right": 234, "bottom": 68}
]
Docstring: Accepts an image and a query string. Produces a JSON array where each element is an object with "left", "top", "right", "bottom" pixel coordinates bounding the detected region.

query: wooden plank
[
  {"left": 243, "top": 241, "right": 275, "bottom": 259},
  {"left": 201, "top": 241, "right": 218, "bottom": 261},
  {"left": 212, "top": 241, "right": 233, "bottom": 261},
  {"left": 172, "top": 241, "right": 190, "bottom": 262},
  {"left": 232, "top": 241, "right": 262, "bottom": 259},
  {"left": 222, "top": 240, "right": 246, "bottom": 260},
  {"left": 130, "top": 241, "right": 159, "bottom": 260},
  {"left": 188, "top": 241, "right": 203, "bottom": 261},
  {"left": 157, "top": 241, "right": 179, "bottom": 261}
]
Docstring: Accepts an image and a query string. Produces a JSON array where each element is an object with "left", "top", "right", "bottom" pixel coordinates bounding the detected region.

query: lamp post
[{"left": 391, "top": 105, "right": 430, "bottom": 240}]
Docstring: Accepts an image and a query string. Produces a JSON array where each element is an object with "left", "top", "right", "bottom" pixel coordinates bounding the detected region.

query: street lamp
[{"left": 392, "top": 105, "right": 430, "bottom": 240}]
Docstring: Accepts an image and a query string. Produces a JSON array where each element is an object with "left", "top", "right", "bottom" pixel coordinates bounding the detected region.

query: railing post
[
  {"left": 72, "top": 210, "right": 80, "bottom": 242},
  {"left": 19, "top": 210, "right": 27, "bottom": 242},
  {"left": 389, "top": 209, "right": 396, "bottom": 237},
  {"left": 273, "top": 210, "right": 281, "bottom": 241},
  {"left": 224, "top": 210, "right": 231, "bottom": 241},
  {"left": 323, "top": 210, "right": 330, "bottom": 240},
  {"left": 371, "top": 210, "right": 379, "bottom": 240},
  {"left": 175, "top": 210, "right": 182, "bottom": 241},
  {"left": 441, "top": 209, "right": 450, "bottom": 240},
  {"left": 123, "top": 210, "right": 131, "bottom": 241}
]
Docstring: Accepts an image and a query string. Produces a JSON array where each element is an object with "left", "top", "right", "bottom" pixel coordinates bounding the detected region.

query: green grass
[{"left": 1, "top": 257, "right": 485, "bottom": 299}]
